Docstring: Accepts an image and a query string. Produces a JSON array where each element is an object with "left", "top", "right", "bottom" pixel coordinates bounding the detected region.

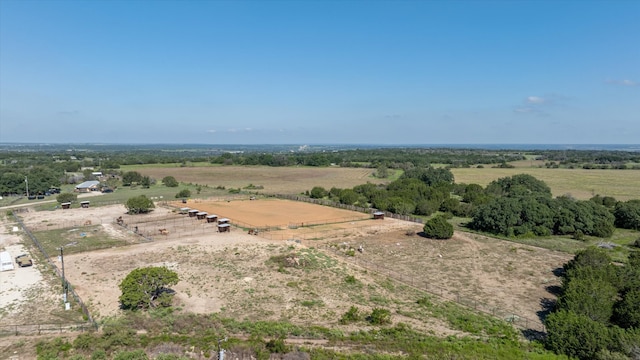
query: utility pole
[{"left": 59, "top": 247, "right": 68, "bottom": 303}]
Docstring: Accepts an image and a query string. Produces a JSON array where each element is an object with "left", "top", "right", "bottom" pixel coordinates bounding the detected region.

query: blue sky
[{"left": 1, "top": 0, "right": 638, "bottom": 145}]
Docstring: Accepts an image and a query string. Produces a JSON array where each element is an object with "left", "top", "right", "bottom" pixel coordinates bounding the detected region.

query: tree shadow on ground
[
  {"left": 552, "top": 267, "right": 565, "bottom": 277},
  {"left": 537, "top": 297, "right": 556, "bottom": 324},
  {"left": 521, "top": 328, "right": 546, "bottom": 341}
]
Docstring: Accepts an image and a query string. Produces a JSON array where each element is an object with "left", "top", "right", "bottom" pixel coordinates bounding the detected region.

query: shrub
[
  {"left": 344, "top": 275, "right": 357, "bottom": 284},
  {"left": 175, "top": 189, "right": 191, "bottom": 199},
  {"left": 162, "top": 176, "right": 179, "bottom": 187},
  {"left": 367, "top": 308, "right": 392, "bottom": 325},
  {"left": 423, "top": 215, "right": 454, "bottom": 240},
  {"left": 340, "top": 306, "right": 363, "bottom": 325}
]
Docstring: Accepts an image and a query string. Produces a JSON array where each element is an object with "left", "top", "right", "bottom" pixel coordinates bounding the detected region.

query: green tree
[
  {"left": 125, "top": 195, "right": 155, "bottom": 214},
  {"left": 614, "top": 200, "right": 640, "bottom": 230},
  {"left": 486, "top": 174, "right": 552, "bottom": 198},
  {"left": 118, "top": 266, "right": 179, "bottom": 310},
  {"left": 545, "top": 310, "right": 612, "bottom": 360},
  {"left": 56, "top": 192, "right": 77, "bottom": 204},
  {"left": 339, "top": 189, "right": 358, "bottom": 205},
  {"left": 175, "top": 189, "right": 191, "bottom": 199},
  {"left": 309, "top": 186, "right": 328, "bottom": 199},
  {"left": 140, "top": 176, "right": 152, "bottom": 189},
  {"left": 557, "top": 271, "right": 617, "bottom": 324},
  {"left": 122, "top": 171, "right": 143, "bottom": 186},
  {"left": 423, "top": 215, "right": 454, "bottom": 239},
  {"left": 375, "top": 165, "right": 389, "bottom": 178},
  {"left": 613, "top": 289, "right": 640, "bottom": 329}
]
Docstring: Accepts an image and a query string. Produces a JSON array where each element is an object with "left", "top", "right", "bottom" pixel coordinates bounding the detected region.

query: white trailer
[{"left": 1, "top": 251, "right": 15, "bottom": 271}]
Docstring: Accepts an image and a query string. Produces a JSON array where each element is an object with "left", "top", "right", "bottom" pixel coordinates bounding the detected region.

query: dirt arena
[{"left": 168, "top": 198, "right": 372, "bottom": 229}]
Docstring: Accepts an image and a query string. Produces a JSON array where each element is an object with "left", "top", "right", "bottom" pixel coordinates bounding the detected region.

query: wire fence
[
  {"left": 270, "top": 194, "right": 425, "bottom": 224},
  {"left": 11, "top": 212, "right": 97, "bottom": 331},
  {"left": 0, "top": 323, "right": 94, "bottom": 337},
  {"left": 318, "top": 243, "right": 545, "bottom": 333}
]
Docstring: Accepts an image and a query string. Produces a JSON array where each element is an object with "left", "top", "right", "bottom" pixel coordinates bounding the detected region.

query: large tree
[
  {"left": 614, "top": 200, "right": 640, "bottom": 230},
  {"left": 122, "top": 171, "right": 143, "bottom": 186},
  {"left": 119, "top": 266, "right": 179, "bottom": 310},
  {"left": 161, "top": 176, "right": 179, "bottom": 187},
  {"left": 125, "top": 195, "right": 155, "bottom": 214}
]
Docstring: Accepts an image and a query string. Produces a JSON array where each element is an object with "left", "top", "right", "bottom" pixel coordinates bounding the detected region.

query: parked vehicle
[{"left": 15, "top": 254, "right": 33, "bottom": 267}]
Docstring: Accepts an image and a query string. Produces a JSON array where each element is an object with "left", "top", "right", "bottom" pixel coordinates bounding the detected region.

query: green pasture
[
  {"left": 451, "top": 167, "right": 640, "bottom": 200},
  {"left": 31, "top": 226, "right": 131, "bottom": 256}
]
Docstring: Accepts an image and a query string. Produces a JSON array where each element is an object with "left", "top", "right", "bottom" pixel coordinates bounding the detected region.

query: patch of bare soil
[
  {"left": 137, "top": 166, "right": 379, "bottom": 196},
  {"left": 0, "top": 216, "right": 64, "bottom": 327},
  {"left": 336, "top": 229, "right": 572, "bottom": 329}
]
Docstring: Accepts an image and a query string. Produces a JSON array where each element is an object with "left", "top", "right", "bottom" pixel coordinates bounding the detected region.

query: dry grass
[
  {"left": 135, "top": 165, "right": 380, "bottom": 195},
  {"left": 451, "top": 168, "right": 640, "bottom": 200}
]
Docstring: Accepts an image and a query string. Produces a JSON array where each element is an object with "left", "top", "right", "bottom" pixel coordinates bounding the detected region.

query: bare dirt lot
[
  {"left": 2, "top": 199, "right": 570, "bottom": 337},
  {"left": 171, "top": 198, "right": 372, "bottom": 228}
]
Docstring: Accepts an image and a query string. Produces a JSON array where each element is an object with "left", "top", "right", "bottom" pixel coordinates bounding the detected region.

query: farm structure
[
  {"left": 1, "top": 251, "right": 15, "bottom": 271},
  {"left": 80, "top": 201, "right": 90, "bottom": 208}
]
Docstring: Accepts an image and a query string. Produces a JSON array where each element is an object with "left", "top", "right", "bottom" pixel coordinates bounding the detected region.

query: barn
[
  {"left": 61, "top": 202, "right": 71, "bottom": 209},
  {"left": 217, "top": 223, "right": 231, "bottom": 232},
  {"left": 80, "top": 201, "right": 90, "bottom": 208},
  {"left": 188, "top": 209, "right": 199, "bottom": 218},
  {"left": 196, "top": 211, "right": 208, "bottom": 220},
  {"left": 373, "top": 211, "right": 385, "bottom": 220}
]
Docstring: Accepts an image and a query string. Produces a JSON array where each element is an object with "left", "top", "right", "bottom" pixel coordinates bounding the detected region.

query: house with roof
[{"left": 75, "top": 180, "right": 101, "bottom": 193}]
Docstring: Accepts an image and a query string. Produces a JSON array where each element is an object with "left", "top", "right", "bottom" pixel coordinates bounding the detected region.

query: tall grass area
[
  {"left": 28, "top": 310, "right": 568, "bottom": 359},
  {"left": 451, "top": 168, "right": 640, "bottom": 201}
]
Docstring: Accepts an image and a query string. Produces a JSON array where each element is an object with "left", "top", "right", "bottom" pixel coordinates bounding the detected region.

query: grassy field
[
  {"left": 451, "top": 167, "right": 640, "bottom": 200},
  {"left": 120, "top": 163, "right": 640, "bottom": 201},
  {"left": 126, "top": 165, "right": 381, "bottom": 196}
]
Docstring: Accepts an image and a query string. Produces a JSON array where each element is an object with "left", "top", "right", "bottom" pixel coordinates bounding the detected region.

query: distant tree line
[{"left": 2, "top": 147, "right": 639, "bottom": 174}]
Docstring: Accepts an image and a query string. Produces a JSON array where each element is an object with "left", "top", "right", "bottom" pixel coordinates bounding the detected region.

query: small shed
[
  {"left": 217, "top": 223, "right": 231, "bottom": 232},
  {"left": 196, "top": 212, "right": 208, "bottom": 220},
  {"left": 61, "top": 202, "right": 71, "bottom": 209},
  {"left": 188, "top": 209, "right": 199, "bottom": 217},
  {"left": 373, "top": 211, "right": 385, "bottom": 220},
  {"left": 80, "top": 201, "right": 90, "bottom": 208},
  {"left": 206, "top": 214, "right": 218, "bottom": 223},
  {"left": 218, "top": 218, "right": 230, "bottom": 224},
  {"left": 179, "top": 207, "right": 190, "bottom": 215}
]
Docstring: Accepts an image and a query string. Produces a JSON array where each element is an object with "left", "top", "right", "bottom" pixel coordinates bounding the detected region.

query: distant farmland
[
  {"left": 451, "top": 167, "right": 640, "bottom": 201},
  {"left": 128, "top": 164, "right": 640, "bottom": 201},
  {"left": 131, "top": 165, "right": 381, "bottom": 195}
]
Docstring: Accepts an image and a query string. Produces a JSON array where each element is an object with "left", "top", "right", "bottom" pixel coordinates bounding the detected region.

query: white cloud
[
  {"left": 526, "top": 96, "right": 545, "bottom": 104},
  {"left": 206, "top": 129, "right": 217, "bottom": 133},
  {"left": 605, "top": 78, "right": 638, "bottom": 87}
]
